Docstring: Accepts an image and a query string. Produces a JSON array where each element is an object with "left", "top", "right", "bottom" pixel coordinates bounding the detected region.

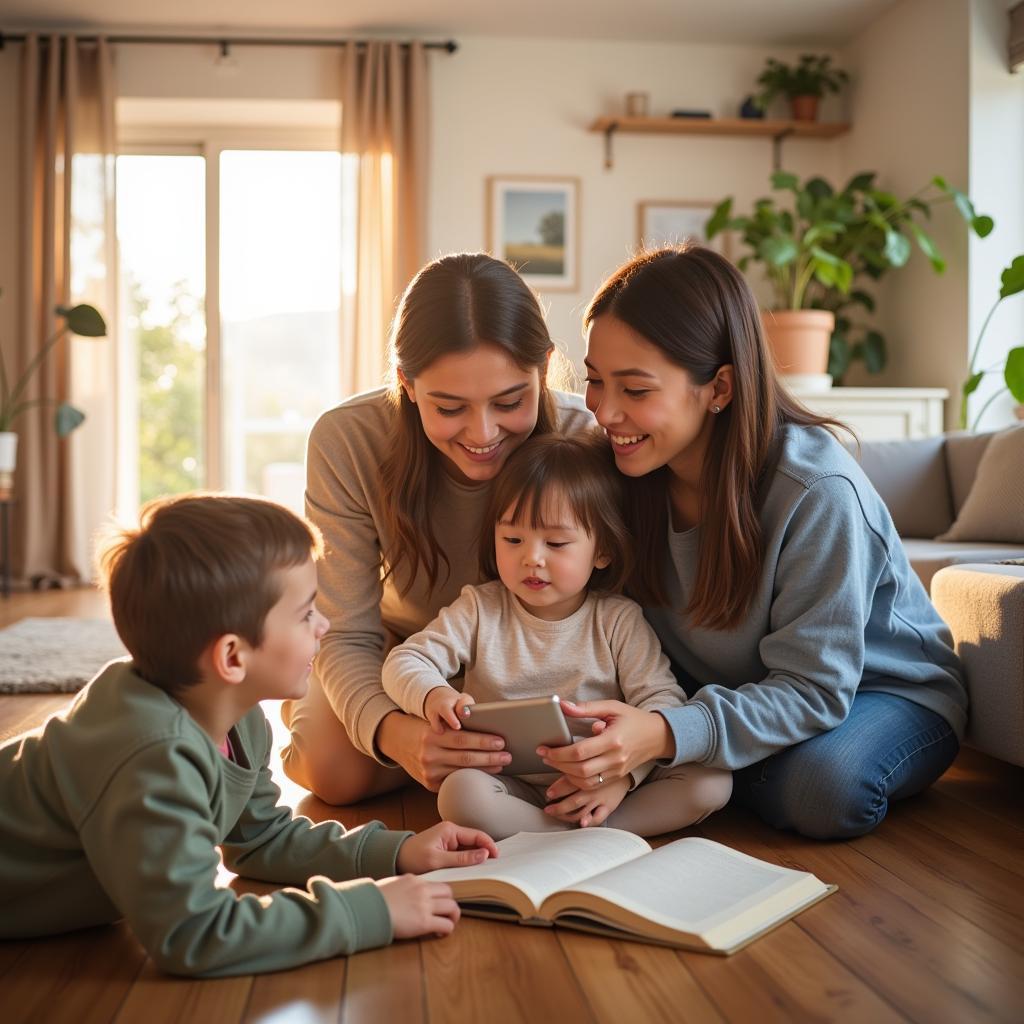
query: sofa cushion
[
  {"left": 902, "top": 538, "right": 1024, "bottom": 591},
  {"left": 855, "top": 436, "right": 952, "bottom": 538},
  {"left": 942, "top": 430, "right": 995, "bottom": 515},
  {"left": 938, "top": 425, "right": 1024, "bottom": 543}
]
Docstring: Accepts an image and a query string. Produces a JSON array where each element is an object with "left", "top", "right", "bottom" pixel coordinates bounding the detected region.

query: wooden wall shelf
[{"left": 588, "top": 116, "right": 851, "bottom": 169}]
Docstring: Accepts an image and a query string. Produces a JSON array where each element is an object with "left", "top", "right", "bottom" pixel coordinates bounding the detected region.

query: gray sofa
[
  {"left": 857, "top": 430, "right": 1024, "bottom": 767},
  {"left": 857, "top": 431, "right": 1024, "bottom": 590}
]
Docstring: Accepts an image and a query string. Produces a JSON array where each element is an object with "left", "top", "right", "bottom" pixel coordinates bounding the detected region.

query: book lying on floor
[{"left": 423, "top": 828, "right": 835, "bottom": 955}]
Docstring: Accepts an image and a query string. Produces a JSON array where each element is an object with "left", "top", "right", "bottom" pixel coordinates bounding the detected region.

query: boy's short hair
[
  {"left": 479, "top": 428, "right": 632, "bottom": 594},
  {"left": 96, "top": 493, "right": 323, "bottom": 692}
]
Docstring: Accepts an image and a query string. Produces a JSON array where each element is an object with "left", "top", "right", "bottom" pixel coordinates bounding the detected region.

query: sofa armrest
[{"left": 931, "top": 564, "right": 1024, "bottom": 767}]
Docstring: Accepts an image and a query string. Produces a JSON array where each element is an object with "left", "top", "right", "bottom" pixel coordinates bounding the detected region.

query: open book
[{"left": 423, "top": 828, "right": 835, "bottom": 955}]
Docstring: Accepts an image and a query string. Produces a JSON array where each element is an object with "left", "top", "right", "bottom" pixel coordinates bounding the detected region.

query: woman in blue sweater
[{"left": 539, "top": 246, "right": 967, "bottom": 839}]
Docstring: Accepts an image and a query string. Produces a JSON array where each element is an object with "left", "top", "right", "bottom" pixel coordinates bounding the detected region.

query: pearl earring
[{"left": 712, "top": 404, "right": 721, "bottom": 414}]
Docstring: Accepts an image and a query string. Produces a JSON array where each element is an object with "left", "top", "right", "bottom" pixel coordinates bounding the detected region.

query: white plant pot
[{"left": 0, "top": 432, "right": 17, "bottom": 473}]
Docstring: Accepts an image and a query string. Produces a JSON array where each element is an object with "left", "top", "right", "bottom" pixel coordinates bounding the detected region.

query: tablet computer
[{"left": 461, "top": 695, "right": 573, "bottom": 775}]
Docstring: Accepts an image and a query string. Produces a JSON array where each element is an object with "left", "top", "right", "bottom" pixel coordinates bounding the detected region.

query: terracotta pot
[
  {"left": 761, "top": 310, "right": 834, "bottom": 378},
  {"left": 1014, "top": 405, "right": 1024, "bottom": 421},
  {"left": 789, "top": 95, "right": 819, "bottom": 121}
]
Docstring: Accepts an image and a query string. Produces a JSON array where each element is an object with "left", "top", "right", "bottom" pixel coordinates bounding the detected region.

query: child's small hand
[
  {"left": 424, "top": 687, "right": 476, "bottom": 734},
  {"left": 375, "top": 875, "right": 461, "bottom": 939},
  {"left": 545, "top": 775, "right": 631, "bottom": 829},
  {"left": 396, "top": 821, "right": 499, "bottom": 873}
]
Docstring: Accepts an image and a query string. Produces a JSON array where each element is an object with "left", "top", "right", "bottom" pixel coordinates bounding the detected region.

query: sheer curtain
[
  {"left": 340, "top": 40, "right": 429, "bottom": 396},
  {"left": 15, "top": 34, "right": 118, "bottom": 583}
]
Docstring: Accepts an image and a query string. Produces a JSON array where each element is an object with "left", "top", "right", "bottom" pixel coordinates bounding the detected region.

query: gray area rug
[{"left": 0, "top": 618, "right": 128, "bottom": 693}]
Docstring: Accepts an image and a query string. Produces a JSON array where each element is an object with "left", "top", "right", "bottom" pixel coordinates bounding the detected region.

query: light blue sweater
[{"left": 647, "top": 424, "right": 968, "bottom": 770}]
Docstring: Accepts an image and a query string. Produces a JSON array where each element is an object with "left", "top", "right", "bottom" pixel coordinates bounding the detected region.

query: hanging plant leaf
[
  {"left": 971, "top": 215, "right": 994, "bottom": 238},
  {"left": 55, "top": 304, "right": 107, "bottom": 337},
  {"left": 908, "top": 224, "right": 946, "bottom": 273},
  {"left": 55, "top": 402, "right": 86, "bottom": 437},
  {"left": 705, "top": 198, "right": 733, "bottom": 239},
  {"left": 1005, "top": 347, "right": 1024, "bottom": 404},
  {"left": 883, "top": 230, "right": 912, "bottom": 267},
  {"left": 999, "top": 256, "right": 1024, "bottom": 299}
]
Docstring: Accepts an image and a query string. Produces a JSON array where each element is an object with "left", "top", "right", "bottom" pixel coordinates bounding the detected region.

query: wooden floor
[{"left": 1, "top": 589, "right": 1022, "bottom": 1024}]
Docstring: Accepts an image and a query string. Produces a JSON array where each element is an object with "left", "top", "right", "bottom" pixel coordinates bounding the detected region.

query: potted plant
[
  {"left": 0, "top": 296, "right": 108, "bottom": 483},
  {"left": 705, "top": 171, "right": 992, "bottom": 384},
  {"left": 755, "top": 54, "right": 849, "bottom": 122},
  {"left": 959, "top": 255, "right": 1024, "bottom": 429}
]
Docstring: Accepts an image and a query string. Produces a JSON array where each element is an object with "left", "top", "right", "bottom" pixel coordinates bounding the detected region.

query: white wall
[
  {"left": 838, "top": 0, "right": 972, "bottom": 413},
  {"left": 967, "top": 0, "right": 1024, "bottom": 429},
  {"left": 428, "top": 35, "right": 844, "bottom": 369}
]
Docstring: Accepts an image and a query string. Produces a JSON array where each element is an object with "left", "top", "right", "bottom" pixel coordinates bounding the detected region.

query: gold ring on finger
[{"left": 597, "top": 773, "right": 604, "bottom": 785}]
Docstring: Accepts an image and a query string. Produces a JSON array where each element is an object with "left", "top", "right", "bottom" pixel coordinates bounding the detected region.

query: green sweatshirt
[{"left": 0, "top": 660, "right": 413, "bottom": 977}]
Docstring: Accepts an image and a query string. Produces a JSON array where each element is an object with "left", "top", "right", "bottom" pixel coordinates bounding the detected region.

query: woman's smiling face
[
  {"left": 401, "top": 343, "right": 542, "bottom": 485},
  {"left": 584, "top": 314, "right": 716, "bottom": 479}
]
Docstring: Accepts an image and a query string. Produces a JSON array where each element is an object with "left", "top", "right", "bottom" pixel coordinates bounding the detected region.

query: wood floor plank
[
  {"left": 682, "top": 920, "right": 906, "bottom": 1024},
  {"left": 557, "top": 931, "right": 725, "bottom": 1024},
  {"left": 705, "top": 807, "right": 1024, "bottom": 1024},
  {"left": 422, "top": 917, "right": 594, "bottom": 1023},
  {"left": 342, "top": 940, "right": 425, "bottom": 1024},
  {"left": 932, "top": 748, "right": 1023, "bottom": 830},
  {"left": 241, "top": 956, "right": 346, "bottom": 1024},
  {"left": 892, "top": 789, "right": 1024, "bottom": 877},
  {"left": 401, "top": 783, "right": 442, "bottom": 833},
  {"left": 0, "top": 941, "right": 27, "bottom": 977},
  {"left": 854, "top": 816, "right": 1024, "bottom": 950},
  {"left": 113, "top": 960, "right": 252, "bottom": 1024},
  {"left": 2, "top": 924, "right": 146, "bottom": 1024},
  {"left": 0, "top": 694, "right": 72, "bottom": 742}
]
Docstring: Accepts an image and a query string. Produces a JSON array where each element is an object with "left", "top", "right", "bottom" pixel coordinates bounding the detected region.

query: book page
[
  {"left": 422, "top": 828, "right": 652, "bottom": 910},
  {"left": 549, "top": 837, "right": 826, "bottom": 937}
]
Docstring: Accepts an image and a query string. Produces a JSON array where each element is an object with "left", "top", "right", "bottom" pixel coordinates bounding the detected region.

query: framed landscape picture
[
  {"left": 636, "top": 200, "right": 729, "bottom": 256},
  {"left": 487, "top": 176, "right": 579, "bottom": 291}
]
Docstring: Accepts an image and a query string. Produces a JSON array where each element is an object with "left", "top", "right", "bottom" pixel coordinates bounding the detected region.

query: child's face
[
  {"left": 495, "top": 494, "right": 610, "bottom": 621},
  {"left": 243, "top": 556, "right": 328, "bottom": 701}
]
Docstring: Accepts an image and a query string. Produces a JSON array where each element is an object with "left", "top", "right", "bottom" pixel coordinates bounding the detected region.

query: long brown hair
[
  {"left": 479, "top": 429, "right": 632, "bottom": 596},
  {"left": 380, "top": 252, "right": 558, "bottom": 595},
  {"left": 584, "top": 245, "right": 847, "bottom": 631}
]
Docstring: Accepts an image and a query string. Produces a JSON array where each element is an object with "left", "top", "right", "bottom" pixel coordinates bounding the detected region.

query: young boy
[{"left": 0, "top": 494, "right": 497, "bottom": 977}]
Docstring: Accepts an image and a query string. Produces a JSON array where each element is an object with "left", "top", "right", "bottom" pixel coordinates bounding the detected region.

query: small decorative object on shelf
[
  {"left": 754, "top": 54, "right": 849, "bottom": 122},
  {"left": 670, "top": 109, "right": 712, "bottom": 119},
  {"left": 624, "top": 91, "right": 649, "bottom": 117},
  {"left": 739, "top": 95, "right": 764, "bottom": 119}
]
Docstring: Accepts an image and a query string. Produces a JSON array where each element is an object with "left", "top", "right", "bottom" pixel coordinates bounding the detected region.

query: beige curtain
[
  {"left": 340, "top": 40, "right": 429, "bottom": 396},
  {"left": 15, "top": 35, "right": 118, "bottom": 584}
]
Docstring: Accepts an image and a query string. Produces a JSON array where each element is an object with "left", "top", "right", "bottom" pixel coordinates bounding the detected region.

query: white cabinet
[{"left": 787, "top": 387, "right": 948, "bottom": 440}]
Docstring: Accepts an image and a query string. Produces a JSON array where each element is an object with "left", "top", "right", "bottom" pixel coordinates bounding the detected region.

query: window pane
[
  {"left": 116, "top": 155, "right": 206, "bottom": 506},
  {"left": 219, "top": 150, "right": 343, "bottom": 513}
]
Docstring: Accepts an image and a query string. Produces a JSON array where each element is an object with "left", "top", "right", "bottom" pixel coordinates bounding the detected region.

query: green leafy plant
[
  {"left": 706, "top": 172, "right": 993, "bottom": 380},
  {"left": 959, "top": 255, "right": 1024, "bottom": 429},
  {"left": 755, "top": 54, "right": 849, "bottom": 109},
  {"left": 0, "top": 295, "right": 108, "bottom": 436}
]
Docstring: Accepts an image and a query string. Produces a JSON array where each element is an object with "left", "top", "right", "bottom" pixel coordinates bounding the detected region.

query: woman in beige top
[{"left": 281, "top": 253, "right": 592, "bottom": 803}]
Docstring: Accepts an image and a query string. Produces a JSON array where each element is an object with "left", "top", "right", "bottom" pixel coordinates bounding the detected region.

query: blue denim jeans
[{"left": 732, "top": 691, "right": 960, "bottom": 839}]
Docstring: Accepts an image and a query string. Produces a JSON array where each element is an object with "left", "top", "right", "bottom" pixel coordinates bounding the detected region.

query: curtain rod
[{"left": 0, "top": 32, "right": 458, "bottom": 53}]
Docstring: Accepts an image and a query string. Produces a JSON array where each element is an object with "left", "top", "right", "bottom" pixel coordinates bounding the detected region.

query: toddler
[{"left": 382, "top": 430, "right": 732, "bottom": 839}]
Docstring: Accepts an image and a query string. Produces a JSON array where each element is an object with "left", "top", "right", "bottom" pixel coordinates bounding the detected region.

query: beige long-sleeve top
[
  {"left": 306, "top": 387, "right": 593, "bottom": 761},
  {"left": 381, "top": 581, "right": 685, "bottom": 786}
]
